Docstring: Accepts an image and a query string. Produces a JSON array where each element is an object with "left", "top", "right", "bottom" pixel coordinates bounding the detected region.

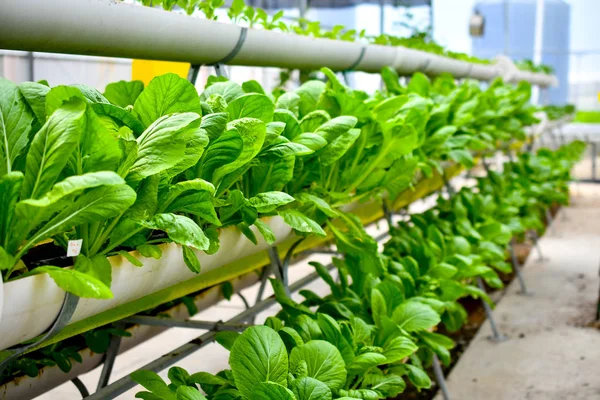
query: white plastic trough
[{"left": 0, "top": 217, "right": 292, "bottom": 350}]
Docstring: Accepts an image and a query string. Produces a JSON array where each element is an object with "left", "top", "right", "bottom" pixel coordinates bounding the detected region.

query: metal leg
[
  {"left": 545, "top": 208, "right": 555, "bottom": 236},
  {"left": 96, "top": 323, "right": 124, "bottom": 391},
  {"left": 254, "top": 266, "right": 271, "bottom": 305},
  {"left": 382, "top": 199, "right": 393, "bottom": 231},
  {"left": 237, "top": 292, "right": 250, "bottom": 310},
  {"left": 509, "top": 239, "right": 533, "bottom": 296},
  {"left": 432, "top": 354, "right": 451, "bottom": 400},
  {"left": 187, "top": 64, "right": 200, "bottom": 85},
  {"left": 72, "top": 377, "right": 90, "bottom": 398},
  {"left": 267, "top": 247, "right": 287, "bottom": 294},
  {"left": 530, "top": 231, "right": 547, "bottom": 262},
  {"left": 591, "top": 142, "right": 597, "bottom": 182},
  {"left": 476, "top": 278, "right": 508, "bottom": 342},
  {"left": 122, "top": 316, "right": 249, "bottom": 331},
  {"left": 214, "top": 63, "right": 227, "bottom": 78}
]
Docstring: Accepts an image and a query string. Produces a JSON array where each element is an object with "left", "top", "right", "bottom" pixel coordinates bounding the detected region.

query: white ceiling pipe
[{"left": 0, "top": 0, "right": 555, "bottom": 84}]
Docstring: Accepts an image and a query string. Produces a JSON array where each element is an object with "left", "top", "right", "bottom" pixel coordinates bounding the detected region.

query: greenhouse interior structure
[{"left": 0, "top": 0, "right": 599, "bottom": 399}]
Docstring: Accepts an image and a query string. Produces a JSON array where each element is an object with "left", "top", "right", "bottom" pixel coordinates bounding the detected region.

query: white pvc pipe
[
  {"left": 0, "top": 0, "right": 556, "bottom": 84},
  {"left": 0, "top": 217, "right": 292, "bottom": 350}
]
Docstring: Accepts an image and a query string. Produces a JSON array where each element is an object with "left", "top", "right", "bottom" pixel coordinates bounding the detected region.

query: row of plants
[
  {"left": 542, "top": 104, "right": 575, "bottom": 121},
  {"left": 1, "top": 66, "right": 539, "bottom": 383},
  {"left": 132, "top": 0, "right": 554, "bottom": 72},
  {"left": 0, "top": 66, "right": 537, "bottom": 298},
  {"left": 131, "top": 140, "right": 585, "bottom": 400}
]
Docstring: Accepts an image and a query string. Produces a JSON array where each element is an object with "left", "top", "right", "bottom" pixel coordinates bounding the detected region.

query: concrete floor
[{"left": 435, "top": 183, "right": 600, "bottom": 400}]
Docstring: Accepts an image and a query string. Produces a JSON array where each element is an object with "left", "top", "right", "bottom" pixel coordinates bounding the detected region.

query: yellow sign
[{"left": 131, "top": 59, "right": 191, "bottom": 85}]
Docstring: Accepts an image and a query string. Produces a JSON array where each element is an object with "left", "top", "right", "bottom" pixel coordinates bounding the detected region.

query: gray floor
[{"left": 435, "top": 183, "right": 600, "bottom": 400}]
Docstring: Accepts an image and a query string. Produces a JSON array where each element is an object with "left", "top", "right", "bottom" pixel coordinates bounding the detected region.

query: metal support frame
[
  {"left": 476, "top": 277, "right": 508, "bottom": 342},
  {"left": 432, "top": 354, "right": 451, "bottom": 400},
  {"left": 123, "top": 316, "right": 250, "bottom": 331},
  {"left": 529, "top": 230, "right": 547, "bottom": 262},
  {"left": 0, "top": 293, "right": 79, "bottom": 376},
  {"left": 72, "top": 377, "right": 90, "bottom": 398},
  {"left": 96, "top": 323, "right": 125, "bottom": 391},
  {"left": 509, "top": 239, "right": 533, "bottom": 296}
]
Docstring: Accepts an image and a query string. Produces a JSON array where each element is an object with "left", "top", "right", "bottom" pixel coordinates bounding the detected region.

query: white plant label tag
[{"left": 67, "top": 239, "right": 83, "bottom": 257}]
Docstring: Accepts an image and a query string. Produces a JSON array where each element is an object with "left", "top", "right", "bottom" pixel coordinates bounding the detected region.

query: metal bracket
[
  {"left": 432, "top": 354, "right": 451, "bottom": 400},
  {"left": 476, "top": 277, "right": 508, "bottom": 342},
  {"left": 96, "top": 322, "right": 125, "bottom": 391},
  {"left": 211, "top": 27, "right": 248, "bottom": 79},
  {"left": 0, "top": 293, "right": 79, "bottom": 376},
  {"left": 509, "top": 239, "right": 533, "bottom": 296},
  {"left": 122, "top": 316, "right": 251, "bottom": 331},
  {"left": 187, "top": 64, "right": 201, "bottom": 85}
]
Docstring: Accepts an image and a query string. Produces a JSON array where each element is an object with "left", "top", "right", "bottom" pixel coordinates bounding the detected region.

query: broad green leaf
[
  {"left": 201, "top": 112, "right": 228, "bottom": 140},
  {"left": 276, "top": 93, "right": 300, "bottom": 115},
  {"left": 448, "top": 149, "right": 474, "bottom": 168},
  {"left": 227, "top": 93, "right": 275, "bottom": 123},
  {"left": 21, "top": 98, "right": 85, "bottom": 199},
  {"left": 213, "top": 118, "right": 266, "bottom": 185},
  {"left": 133, "top": 73, "right": 201, "bottom": 128},
  {"left": 74, "top": 254, "right": 112, "bottom": 287},
  {"left": 18, "top": 81, "right": 50, "bottom": 124},
  {"left": 250, "top": 382, "right": 295, "bottom": 400},
  {"left": 215, "top": 331, "right": 240, "bottom": 351},
  {"left": 241, "top": 80, "right": 265, "bottom": 94},
  {"left": 117, "top": 250, "right": 144, "bottom": 267},
  {"left": 137, "top": 244, "right": 163, "bottom": 259},
  {"left": 401, "top": 364, "right": 431, "bottom": 391},
  {"left": 182, "top": 245, "right": 201, "bottom": 273},
  {"left": 188, "top": 371, "right": 230, "bottom": 386},
  {"left": 295, "top": 193, "right": 338, "bottom": 218},
  {"left": 255, "top": 219, "right": 277, "bottom": 245},
  {"left": 0, "top": 78, "right": 34, "bottom": 175},
  {"left": 131, "top": 370, "right": 177, "bottom": 400},
  {"left": 200, "top": 81, "right": 245, "bottom": 103},
  {"left": 407, "top": 72, "right": 430, "bottom": 97},
  {"left": 197, "top": 129, "right": 243, "bottom": 183},
  {"left": 29, "top": 266, "right": 112, "bottom": 299},
  {"left": 274, "top": 109, "right": 301, "bottom": 140},
  {"left": 248, "top": 191, "right": 295, "bottom": 213},
  {"left": 315, "top": 116, "right": 357, "bottom": 143},
  {"left": 346, "top": 352, "right": 387, "bottom": 376},
  {"left": 139, "top": 213, "right": 209, "bottom": 251},
  {"left": 176, "top": 386, "right": 207, "bottom": 400},
  {"left": 292, "top": 133, "right": 328, "bottom": 151},
  {"left": 318, "top": 128, "right": 360, "bottom": 166},
  {"left": 391, "top": 301, "right": 440, "bottom": 332},
  {"left": 17, "top": 171, "right": 125, "bottom": 223},
  {"left": 91, "top": 103, "right": 145, "bottom": 137},
  {"left": 300, "top": 110, "right": 331, "bottom": 133},
  {"left": 292, "top": 377, "right": 332, "bottom": 400},
  {"left": 278, "top": 210, "right": 326, "bottom": 237},
  {"left": 289, "top": 340, "right": 346, "bottom": 391},
  {"left": 296, "top": 80, "right": 326, "bottom": 118},
  {"left": 229, "top": 326, "right": 288, "bottom": 399},
  {"left": 0, "top": 172, "right": 23, "bottom": 248},
  {"left": 127, "top": 113, "right": 202, "bottom": 182},
  {"left": 103, "top": 80, "right": 144, "bottom": 108},
  {"left": 23, "top": 184, "right": 136, "bottom": 249},
  {"left": 370, "top": 288, "right": 387, "bottom": 327},
  {"left": 382, "top": 336, "right": 418, "bottom": 363},
  {"left": 250, "top": 155, "right": 295, "bottom": 194}
]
